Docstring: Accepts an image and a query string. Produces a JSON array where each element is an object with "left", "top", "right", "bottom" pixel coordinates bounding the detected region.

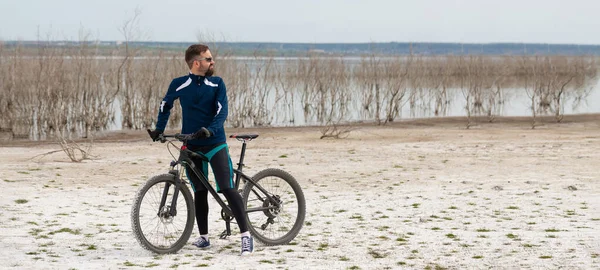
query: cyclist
[{"left": 148, "top": 44, "right": 253, "bottom": 255}]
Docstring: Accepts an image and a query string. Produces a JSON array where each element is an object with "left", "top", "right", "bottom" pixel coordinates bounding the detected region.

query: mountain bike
[{"left": 130, "top": 132, "right": 306, "bottom": 254}]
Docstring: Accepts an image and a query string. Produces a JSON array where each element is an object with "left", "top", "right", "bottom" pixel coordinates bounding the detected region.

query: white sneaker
[
  {"left": 192, "top": 236, "right": 210, "bottom": 248},
  {"left": 241, "top": 236, "right": 253, "bottom": 255}
]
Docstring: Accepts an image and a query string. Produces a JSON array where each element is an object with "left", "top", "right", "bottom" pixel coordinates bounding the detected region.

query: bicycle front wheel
[
  {"left": 242, "top": 168, "right": 306, "bottom": 245},
  {"left": 131, "top": 174, "right": 195, "bottom": 254}
]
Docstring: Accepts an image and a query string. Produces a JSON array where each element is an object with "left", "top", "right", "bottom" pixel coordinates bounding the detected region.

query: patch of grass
[
  {"left": 539, "top": 255, "right": 553, "bottom": 259},
  {"left": 40, "top": 241, "right": 55, "bottom": 247},
  {"left": 506, "top": 233, "right": 518, "bottom": 239},
  {"left": 278, "top": 155, "right": 288, "bottom": 158},
  {"left": 368, "top": 249, "right": 388, "bottom": 259},
  {"left": 545, "top": 228, "right": 560, "bottom": 232},
  {"left": 377, "top": 225, "right": 390, "bottom": 231},
  {"left": 445, "top": 233, "right": 456, "bottom": 239},
  {"left": 339, "top": 256, "right": 350, "bottom": 261},
  {"left": 259, "top": 260, "right": 274, "bottom": 264},
  {"left": 15, "top": 199, "right": 28, "bottom": 204},
  {"left": 472, "top": 255, "right": 483, "bottom": 259},
  {"left": 123, "top": 261, "right": 137, "bottom": 267},
  {"left": 507, "top": 206, "right": 519, "bottom": 210},
  {"left": 29, "top": 228, "right": 43, "bottom": 236},
  {"left": 476, "top": 228, "right": 491, "bottom": 232},
  {"left": 411, "top": 203, "right": 420, "bottom": 208},
  {"left": 145, "top": 262, "right": 160, "bottom": 267},
  {"left": 50, "top": 228, "right": 81, "bottom": 235},
  {"left": 350, "top": 214, "right": 363, "bottom": 221},
  {"left": 317, "top": 243, "right": 329, "bottom": 251}
]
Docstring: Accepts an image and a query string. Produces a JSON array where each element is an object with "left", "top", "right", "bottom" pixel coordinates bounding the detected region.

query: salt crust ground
[{"left": 1, "top": 120, "right": 599, "bottom": 270}]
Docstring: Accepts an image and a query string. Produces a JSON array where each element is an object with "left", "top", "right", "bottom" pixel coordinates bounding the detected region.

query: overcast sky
[{"left": 1, "top": 0, "right": 599, "bottom": 44}]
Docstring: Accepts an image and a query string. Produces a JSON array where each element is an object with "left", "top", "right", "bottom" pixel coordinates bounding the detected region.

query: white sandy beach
[{"left": 1, "top": 119, "right": 599, "bottom": 270}]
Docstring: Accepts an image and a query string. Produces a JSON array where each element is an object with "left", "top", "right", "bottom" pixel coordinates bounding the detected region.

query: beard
[{"left": 204, "top": 65, "right": 214, "bottom": 77}]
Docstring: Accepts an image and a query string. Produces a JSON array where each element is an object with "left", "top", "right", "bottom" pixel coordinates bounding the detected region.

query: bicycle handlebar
[
  {"left": 147, "top": 129, "right": 196, "bottom": 143},
  {"left": 161, "top": 133, "right": 195, "bottom": 142}
]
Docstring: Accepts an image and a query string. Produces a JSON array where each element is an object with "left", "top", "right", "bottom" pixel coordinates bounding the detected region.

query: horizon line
[{"left": 3, "top": 40, "right": 600, "bottom": 46}]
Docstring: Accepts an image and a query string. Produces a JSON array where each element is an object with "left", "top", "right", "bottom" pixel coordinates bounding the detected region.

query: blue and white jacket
[{"left": 155, "top": 73, "right": 228, "bottom": 146}]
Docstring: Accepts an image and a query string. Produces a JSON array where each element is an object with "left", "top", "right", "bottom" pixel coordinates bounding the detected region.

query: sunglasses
[{"left": 195, "top": 57, "right": 213, "bottom": 62}]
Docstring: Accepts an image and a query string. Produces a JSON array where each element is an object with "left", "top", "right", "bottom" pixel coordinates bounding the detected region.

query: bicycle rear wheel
[
  {"left": 242, "top": 168, "right": 306, "bottom": 245},
  {"left": 131, "top": 174, "right": 195, "bottom": 254}
]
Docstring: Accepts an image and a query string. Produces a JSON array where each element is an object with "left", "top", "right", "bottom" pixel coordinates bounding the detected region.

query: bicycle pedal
[{"left": 219, "top": 230, "right": 230, "bottom": 239}]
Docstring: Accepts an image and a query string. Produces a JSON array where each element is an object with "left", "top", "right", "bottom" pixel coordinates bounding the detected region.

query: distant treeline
[{"left": 3, "top": 40, "right": 600, "bottom": 56}]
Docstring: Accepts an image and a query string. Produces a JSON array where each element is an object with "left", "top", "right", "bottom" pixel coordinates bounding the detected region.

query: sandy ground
[{"left": 0, "top": 118, "right": 599, "bottom": 270}]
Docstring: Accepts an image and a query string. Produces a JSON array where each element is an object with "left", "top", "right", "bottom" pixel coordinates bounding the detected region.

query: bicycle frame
[{"left": 160, "top": 137, "right": 282, "bottom": 238}]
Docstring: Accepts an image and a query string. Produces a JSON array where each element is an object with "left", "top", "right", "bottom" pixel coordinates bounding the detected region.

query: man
[{"left": 148, "top": 44, "right": 253, "bottom": 255}]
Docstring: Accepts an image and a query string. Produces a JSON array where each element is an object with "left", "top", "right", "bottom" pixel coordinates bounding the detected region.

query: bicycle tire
[
  {"left": 242, "top": 168, "right": 306, "bottom": 245},
  {"left": 131, "top": 174, "right": 195, "bottom": 254}
]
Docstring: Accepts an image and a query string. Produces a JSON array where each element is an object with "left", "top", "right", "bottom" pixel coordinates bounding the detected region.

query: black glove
[
  {"left": 192, "top": 127, "right": 212, "bottom": 139},
  {"left": 147, "top": 129, "right": 163, "bottom": 142}
]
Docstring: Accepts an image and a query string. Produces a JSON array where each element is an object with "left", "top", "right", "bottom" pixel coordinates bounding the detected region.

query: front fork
[{"left": 158, "top": 168, "right": 183, "bottom": 218}]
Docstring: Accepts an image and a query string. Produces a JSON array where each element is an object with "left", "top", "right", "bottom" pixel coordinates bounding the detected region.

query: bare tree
[
  {"left": 356, "top": 53, "right": 383, "bottom": 123},
  {"left": 381, "top": 56, "right": 410, "bottom": 123},
  {"left": 317, "top": 57, "right": 354, "bottom": 139},
  {"left": 117, "top": 8, "right": 143, "bottom": 129}
]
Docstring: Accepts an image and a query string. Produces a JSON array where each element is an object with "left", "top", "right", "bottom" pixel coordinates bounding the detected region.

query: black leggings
[
  {"left": 187, "top": 143, "right": 248, "bottom": 235},
  {"left": 194, "top": 188, "right": 248, "bottom": 235}
]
